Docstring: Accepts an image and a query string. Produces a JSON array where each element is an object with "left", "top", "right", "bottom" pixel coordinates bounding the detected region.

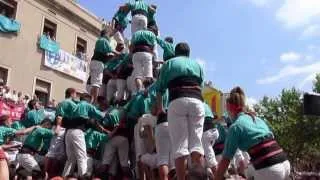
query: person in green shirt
[
  {"left": 124, "top": 0, "right": 149, "bottom": 34},
  {"left": 56, "top": 88, "right": 78, "bottom": 128},
  {"left": 155, "top": 42, "right": 205, "bottom": 180},
  {"left": 214, "top": 87, "right": 290, "bottom": 180},
  {"left": 157, "top": 36, "right": 175, "bottom": 61},
  {"left": 112, "top": 8, "right": 128, "bottom": 51},
  {"left": 90, "top": 30, "right": 119, "bottom": 104},
  {"left": 85, "top": 128, "right": 110, "bottom": 177},
  {"left": 0, "top": 115, "right": 37, "bottom": 148},
  {"left": 17, "top": 119, "right": 53, "bottom": 179},
  {"left": 105, "top": 52, "right": 129, "bottom": 105},
  {"left": 62, "top": 93, "right": 104, "bottom": 177},
  {"left": 21, "top": 99, "right": 45, "bottom": 128},
  {"left": 131, "top": 28, "right": 164, "bottom": 92},
  {"left": 147, "top": 4, "right": 157, "bottom": 29},
  {"left": 102, "top": 106, "right": 132, "bottom": 180}
]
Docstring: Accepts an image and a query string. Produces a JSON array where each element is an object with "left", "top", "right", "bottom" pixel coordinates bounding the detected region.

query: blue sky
[{"left": 79, "top": 0, "right": 320, "bottom": 104}]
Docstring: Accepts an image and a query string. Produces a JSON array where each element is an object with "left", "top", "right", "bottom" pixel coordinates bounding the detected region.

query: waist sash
[{"left": 248, "top": 138, "right": 288, "bottom": 170}]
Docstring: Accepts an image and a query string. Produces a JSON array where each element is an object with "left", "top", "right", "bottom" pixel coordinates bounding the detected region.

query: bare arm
[
  {"left": 1, "top": 144, "right": 21, "bottom": 150},
  {"left": 15, "top": 126, "right": 38, "bottom": 136}
]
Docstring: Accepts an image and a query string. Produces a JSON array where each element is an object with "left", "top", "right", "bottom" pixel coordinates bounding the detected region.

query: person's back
[
  {"left": 23, "top": 127, "right": 53, "bottom": 152},
  {"left": 164, "top": 56, "right": 203, "bottom": 82},
  {"left": 228, "top": 114, "right": 273, "bottom": 151},
  {"left": 56, "top": 98, "right": 77, "bottom": 120},
  {"left": 132, "top": 30, "right": 157, "bottom": 47},
  {"left": 24, "top": 109, "right": 45, "bottom": 127},
  {"left": 156, "top": 42, "right": 205, "bottom": 180}
]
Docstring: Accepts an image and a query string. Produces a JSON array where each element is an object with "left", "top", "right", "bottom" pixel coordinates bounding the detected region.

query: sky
[{"left": 78, "top": 0, "right": 320, "bottom": 104}]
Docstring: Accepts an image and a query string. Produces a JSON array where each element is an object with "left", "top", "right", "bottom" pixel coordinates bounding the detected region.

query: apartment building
[{"left": 0, "top": 0, "right": 103, "bottom": 105}]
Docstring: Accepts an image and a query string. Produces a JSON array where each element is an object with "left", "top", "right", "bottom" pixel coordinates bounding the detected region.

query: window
[
  {"left": 0, "top": 0, "right": 17, "bottom": 19},
  {"left": 76, "top": 37, "right": 87, "bottom": 60},
  {"left": 43, "top": 19, "right": 57, "bottom": 40},
  {"left": 34, "top": 78, "right": 51, "bottom": 107},
  {"left": 0, "top": 66, "right": 8, "bottom": 85}
]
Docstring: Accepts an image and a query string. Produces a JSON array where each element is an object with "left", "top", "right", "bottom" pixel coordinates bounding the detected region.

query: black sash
[
  {"left": 248, "top": 138, "right": 288, "bottom": 170},
  {"left": 168, "top": 76, "right": 203, "bottom": 102}
]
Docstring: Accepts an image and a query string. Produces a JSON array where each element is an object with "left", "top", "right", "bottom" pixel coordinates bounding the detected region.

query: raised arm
[{"left": 15, "top": 126, "right": 38, "bottom": 136}]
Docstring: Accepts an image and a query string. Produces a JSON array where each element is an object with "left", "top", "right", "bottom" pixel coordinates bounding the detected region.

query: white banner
[{"left": 44, "top": 49, "right": 88, "bottom": 82}]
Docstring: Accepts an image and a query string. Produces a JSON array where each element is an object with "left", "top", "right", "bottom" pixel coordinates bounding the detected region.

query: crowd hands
[
  {"left": 0, "top": 0, "right": 294, "bottom": 180},
  {"left": 0, "top": 80, "right": 30, "bottom": 106}
]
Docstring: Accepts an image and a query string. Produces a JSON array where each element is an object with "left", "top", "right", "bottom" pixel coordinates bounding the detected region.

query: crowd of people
[{"left": 0, "top": 0, "right": 293, "bottom": 180}]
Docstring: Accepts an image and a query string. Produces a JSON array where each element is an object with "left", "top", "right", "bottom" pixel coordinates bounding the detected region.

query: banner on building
[
  {"left": 0, "top": 15, "right": 21, "bottom": 33},
  {"left": 44, "top": 49, "right": 88, "bottom": 82},
  {"left": 0, "top": 101, "right": 25, "bottom": 120},
  {"left": 202, "top": 86, "right": 223, "bottom": 118},
  {"left": 39, "top": 35, "right": 60, "bottom": 53}
]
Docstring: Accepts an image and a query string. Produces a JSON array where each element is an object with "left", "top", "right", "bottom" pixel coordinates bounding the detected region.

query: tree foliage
[
  {"left": 313, "top": 74, "right": 320, "bottom": 93},
  {"left": 254, "top": 87, "right": 320, "bottom": 169}
]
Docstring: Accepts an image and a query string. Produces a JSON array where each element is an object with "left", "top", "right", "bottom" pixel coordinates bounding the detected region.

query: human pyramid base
[{"left": 0, "top": 0, "right": 292, "bottom": 180}]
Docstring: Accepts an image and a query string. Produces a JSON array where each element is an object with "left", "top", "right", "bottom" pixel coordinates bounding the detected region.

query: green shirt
[
  {"left": 12, "top": 121, "right": 25, "bottom": 130},
  {"left": 125, "top": 94, "right": 145, "bottom": 120},
  {"left": 23, "top": 109, "right": 45, "bottom": 127},
  {"left": 85, "top": 128, "right": 109, "bottom": 150},
  {"left": 72, "top": 101, "right": 104, "bottom": 121},
  {"left": 56, "top": 98, "right": 77, "bottom": 119},
  {"left": 223, "top": 113, "right": 273, "bottom": 159},
  {"left": 113, "top": 10, "right": 129, "bottom": 28},
  {"left": 216, "top": 123, "right": 227, "bottom": 144},
  {"left": 0, "top": 126, "right": 16, "bottom": 145},
  {"left": 148, "top": 10, "right": 156, "bottom": 24},
  {"left": 94, "top": 37, "right": 112, "bottom": 54},
  {"left": 149, "top": 82, "right": 169, "bottom": 110},
  {"left": 131, "top": 30, "right": 157, "bottom": 46},
  {"left": 104, "top": 53, "right": 129, "bottom": 71},
  {"left": 156, "top": 38, "right": 175, "bottom": 61},
  {"left": 128, "top": 0, "right": 149, "bottom": 14},
  {"left": 156, "top": 56, "right": 204, "bottom": 94},
  {"left": 103, "top": 107, "right": 125, "bottom": 127},
  {"left": 23, "top": 127, "right": 54, "bottom": 151}
]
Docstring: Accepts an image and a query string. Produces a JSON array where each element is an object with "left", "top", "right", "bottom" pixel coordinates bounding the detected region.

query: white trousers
[
  {"left": 134, "top": 114, "right": 157, "bottom": 161},
  {"left": 140, "top": 153, "right": 158, "bottom": 169},
  {"left": 17, "top": 153, "right": 41, "bottom": 173},
  {"left": 131, "top": 14, "right": 147, "bottom": 35},
  {"left": 127, "top": 75, "right": 137, "bottom": 95},
  {"left": 87, "top": 156, "right": 96, "bottom": 176},
  {"left": 168, "top": 97, "right": 205, "bottom": 159},
  {"left": 254, "top": 160, "right": 291, "bottom": 180},
  {"left": 132, "top": 52, "right": 153, "bottom": 80},
  {"left": 106, "top": 79, "right": 127, "bottom": 103},
  {"left": 155, "top": 122, "right": 175, "bottom": 170},
  {"left": 102, "top": 136, "right": 129, "bottom": 167},
  {"left": 62, "top": 129, "right": 87, "bottom": 176},
  {"left": 202, "top": 128, "right": 219, "bottom": 168},
  {"left": 90, "top": 60, "right": 104, "bottom": 88}
]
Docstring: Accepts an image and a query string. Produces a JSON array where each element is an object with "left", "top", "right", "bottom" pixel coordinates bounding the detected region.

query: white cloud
[
  {"left": 301, "top": 24, "right": 320, "bottom": 38},
  {"left": 276, "top": 0, "right": 320, "bottom": 28},
  {"left": 280, "top": 52, "right": 301, "bottom": 63},
  {"left": 247, "top": 97, "right": 258, "bottom": 109},
  {"left": 298, "top": 73, "right": 317, "bottom": 89},
  {"left": 257, "top": 61, "right": 320, "bottom": 84},
  {"left": 248, "top": 0, "right": 272, "bottom": 7},
  {"left": 305, "top": 55, "right": 314, "bottom": 62}
]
